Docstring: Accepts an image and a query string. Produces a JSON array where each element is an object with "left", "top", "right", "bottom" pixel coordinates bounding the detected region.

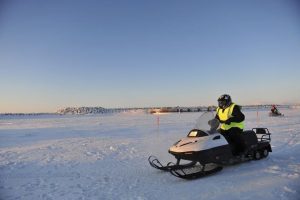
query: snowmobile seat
[{"left": 241, "top": 130, "right": 258, "bottom": 149}]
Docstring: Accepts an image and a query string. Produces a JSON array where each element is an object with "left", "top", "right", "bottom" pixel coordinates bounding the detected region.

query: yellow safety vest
[{"left": 216, "top": 103, "right": 244, "bottom": 130}]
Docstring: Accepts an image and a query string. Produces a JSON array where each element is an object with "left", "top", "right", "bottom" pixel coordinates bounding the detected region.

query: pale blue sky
[{"left": 0, "top": 0, "right": 300, "bottom": 113}]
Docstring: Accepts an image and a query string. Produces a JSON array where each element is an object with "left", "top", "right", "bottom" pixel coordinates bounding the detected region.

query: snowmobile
[
  {"left": 148, "top": 112, "right": 272, "bottom": 180},
  {"left": 269, "top": 111, "right": 284, "bottom": 117},
  {"left": 269, "top": 105, "right": 284, "bottom": 117}
]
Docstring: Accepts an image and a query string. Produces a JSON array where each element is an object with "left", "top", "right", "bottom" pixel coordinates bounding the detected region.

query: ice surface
[{"left": 0, "top": 109, "right": 299, "bottom": 200}]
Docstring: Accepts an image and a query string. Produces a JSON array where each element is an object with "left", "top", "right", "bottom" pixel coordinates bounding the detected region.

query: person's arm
[
  {"left": 229, "top": 105, "right": 245, "bottom": 123},
  {"left": 215, "top": 113, "right": 220, "bottom": 121}
]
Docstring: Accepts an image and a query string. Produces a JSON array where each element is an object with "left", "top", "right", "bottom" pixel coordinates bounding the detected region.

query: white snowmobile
[{"left": 148, "top": 112, "right": 272, "bottom": 179}]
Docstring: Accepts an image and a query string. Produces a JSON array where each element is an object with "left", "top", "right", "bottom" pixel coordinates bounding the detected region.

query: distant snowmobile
[
  {"left": 269, "top": 112, "right": 284, "bottom": 117},
  {"left": 148, "top": 112, "right": 272, "bottom": 179},
  {"left": 269, "top": 105, "right": 284, "bottom": 117}
]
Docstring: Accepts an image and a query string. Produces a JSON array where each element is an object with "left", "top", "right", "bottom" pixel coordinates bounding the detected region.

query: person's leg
[
  {"left": 220, "top": 129, "right": 237, "bottom": 155},
  {"left": 230, "top": 128, "right": 244, "bottom": 155}
]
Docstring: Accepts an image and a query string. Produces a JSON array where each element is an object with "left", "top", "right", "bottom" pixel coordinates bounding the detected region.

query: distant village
[
  {"left": 1, "top": 104, "right": 297, "bottom": 116},
  {"left": 52, "top": 104, "right": 293, "bottom": 115}
]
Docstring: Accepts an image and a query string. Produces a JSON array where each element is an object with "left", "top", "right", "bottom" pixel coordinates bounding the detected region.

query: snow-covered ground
[{"left": 0, "top": 109, "right": 299, "bottom": 200}]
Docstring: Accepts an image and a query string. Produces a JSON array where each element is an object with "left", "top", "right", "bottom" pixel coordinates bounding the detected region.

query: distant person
[
  {"left": 215, "top": 94, "right": 245, "bottom": 156},
  {"left": 271, "top": 105, "right": 279, "bottom": 115}
]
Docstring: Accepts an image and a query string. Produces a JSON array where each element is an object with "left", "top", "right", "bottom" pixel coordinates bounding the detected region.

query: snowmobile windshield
[{"left": 194, "top": 112, "right": 219, "bottom": 133}]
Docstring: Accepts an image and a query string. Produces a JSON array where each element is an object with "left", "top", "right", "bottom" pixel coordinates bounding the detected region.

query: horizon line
[{"left": 1, "top": 104, "right": 299, "bottom": 114}]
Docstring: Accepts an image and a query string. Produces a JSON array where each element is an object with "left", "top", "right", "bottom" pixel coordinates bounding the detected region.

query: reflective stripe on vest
[{"left": 217, "top": 103, "right": 244, "bottom": 130}]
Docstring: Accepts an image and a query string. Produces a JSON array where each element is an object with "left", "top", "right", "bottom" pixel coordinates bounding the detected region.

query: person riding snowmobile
[
  {"left": 271, "top": 105, "right": 279, "bottom": 115},
  {"left": 215, "top": 94, "right": 245, "bottom": 156}
]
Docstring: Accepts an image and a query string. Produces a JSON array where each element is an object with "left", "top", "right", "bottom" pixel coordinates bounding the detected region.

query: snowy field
[{"left": 0, "top": 109, "right": 299, "bottom": 200}]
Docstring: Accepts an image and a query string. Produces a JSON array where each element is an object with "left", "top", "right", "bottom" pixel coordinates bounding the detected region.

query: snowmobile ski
[
  {"left": 170, "top": 163, "right": 223, "bottom": 180},
  {"left": 148, "top": 156, "right": 197, "bottom": 171}
]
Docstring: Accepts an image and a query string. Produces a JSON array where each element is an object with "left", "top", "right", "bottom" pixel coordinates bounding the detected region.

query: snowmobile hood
[{"left": 169, "top": 130, "right": 228, "bottom": 153}]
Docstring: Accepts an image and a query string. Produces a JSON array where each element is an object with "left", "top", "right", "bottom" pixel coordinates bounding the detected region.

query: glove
[
  {"left": 208, "top": 119, "right": 213, "bottom": 125},
  {"left": 224, "top": 118, "right": 232, "bottom": 125}
]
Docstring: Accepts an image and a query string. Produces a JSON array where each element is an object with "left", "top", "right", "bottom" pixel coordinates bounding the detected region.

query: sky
[{"left": 0, "top": 0, "right": 300, "bottom": 113}]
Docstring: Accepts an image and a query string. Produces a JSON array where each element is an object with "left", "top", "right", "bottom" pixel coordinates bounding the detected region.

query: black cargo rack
[{"left": 252, "top": 128, "right": 271, "bottom": 142}]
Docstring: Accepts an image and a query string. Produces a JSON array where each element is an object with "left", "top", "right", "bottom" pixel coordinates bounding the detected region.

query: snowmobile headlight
[{"left": 173, "top": 140, "right": 181, "bottom": 146}]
